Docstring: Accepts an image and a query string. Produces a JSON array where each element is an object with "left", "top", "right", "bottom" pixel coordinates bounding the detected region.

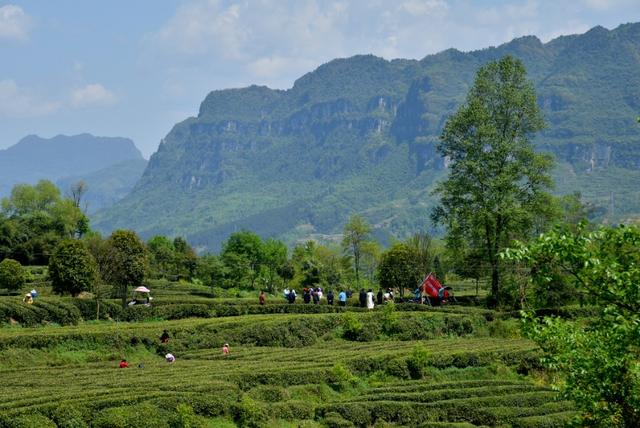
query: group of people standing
[{"left": 281, "top": 287, "right": 395, "bottom": 309}]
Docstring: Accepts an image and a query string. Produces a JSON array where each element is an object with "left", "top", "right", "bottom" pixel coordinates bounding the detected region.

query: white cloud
[
  {"left": 143, "top": 0, "right": 640, "bottom": 95},
  {"left": 399, "top": 0, "right": 448, "bottom": 16},
  {"left": 0, "top": 4, "right": 31, "bottom": 41},
  {"left": 0, "top": 79, "right": 60, "bottom": 117},
  {"left": 71, "top": 83, "right": 117, "bottom": 108}
]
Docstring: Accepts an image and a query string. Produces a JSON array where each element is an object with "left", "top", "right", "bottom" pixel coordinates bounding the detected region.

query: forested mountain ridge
[{"left": 94, "top": 23, "right": 640, "bottom": 251}]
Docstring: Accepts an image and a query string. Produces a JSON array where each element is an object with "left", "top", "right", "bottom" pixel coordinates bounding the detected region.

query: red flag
[{"left": 420, "top": 273, "right": 443, "bottom": 298}]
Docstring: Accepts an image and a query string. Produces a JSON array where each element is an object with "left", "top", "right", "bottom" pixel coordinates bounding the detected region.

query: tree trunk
[
  {"left": 354, "top": 247, "right": 360, "bottom": 289},
  {"left": 121, "top": 284, "right": 127, "bottom": 309},
  {"left": 489, "top": 260, "right": 499, "bottom": 308}
]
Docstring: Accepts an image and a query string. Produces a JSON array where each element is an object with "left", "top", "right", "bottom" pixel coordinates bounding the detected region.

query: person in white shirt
[{"left": 366, "top": 289, "right": 375, "bottom": 309}]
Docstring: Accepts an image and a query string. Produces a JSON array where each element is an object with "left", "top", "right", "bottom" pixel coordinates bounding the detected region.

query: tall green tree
[
  {"left": 48, "top": 239, "right": 97, "bottom": 296},
  {"left": 378, "top": 243, "right": 420, "bottom": 297},
  {"left": 406, "top": 232, "right": 436, "bottom": 279},
  {"left": 342, "top": 215, "right": 372, "bottom": 289},
  {"left": 173, "top": 237, "right": 197, "bottom": 279},
  {"left": 196, "top": 254, "right": 227, "bottom": 294},
  {"left": 261, "top": 238, "right": 288, "bottom": 293},
  {"left": 105, "top": 230, "right": 148, "bottom": 308},
  {"left": 147, "top": 236, "right": 175, "bottom": 278},
  {"left": 432, "top": 55, "right": 553, "bottom": 306},
  {"left": 221, "top": 230, "right": 264, "bottom": 288}
]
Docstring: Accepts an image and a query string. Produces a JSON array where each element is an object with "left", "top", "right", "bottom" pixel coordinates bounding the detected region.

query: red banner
[{"left": 420, "top": 273, "right": 443, "bottom": 298}]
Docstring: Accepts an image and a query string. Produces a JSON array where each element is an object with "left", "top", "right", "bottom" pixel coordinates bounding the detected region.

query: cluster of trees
[
  {"left": 440, "top": 55, "right": 640, "bottom": 425},
  {"left": 0, "top": 180, "right": 88, "bottom": 265},
  {"left": 507, "top": 225, "right": 640, "bottom": 427},
  {"left": 0, "top": 179, "right": 447, "bottom": 302}
]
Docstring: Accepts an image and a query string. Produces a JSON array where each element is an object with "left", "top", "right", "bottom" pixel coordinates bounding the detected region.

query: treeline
[
  {"left": 0, "top": 181, "right": 445, "bottom": 306},
  {"left": 0, "top": 178, "right": 595, "bottom": 312}
]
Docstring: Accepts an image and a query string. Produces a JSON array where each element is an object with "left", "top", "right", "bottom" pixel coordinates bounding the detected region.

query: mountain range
[
  {"left": 0, "top": 134, "right": 146, "bottom": 213},
  {"left": 82, "top": 23, "right": 640, "bottom": 250}
]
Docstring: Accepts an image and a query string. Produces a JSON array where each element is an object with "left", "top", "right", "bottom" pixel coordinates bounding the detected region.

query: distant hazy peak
[{"left": 4, "top": 133, "right": 142, "bottom": 159}]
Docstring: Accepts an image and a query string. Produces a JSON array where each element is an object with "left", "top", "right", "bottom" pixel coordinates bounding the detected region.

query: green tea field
[{"left": 0, "top": 284, "right": 576, "bottom": 428}]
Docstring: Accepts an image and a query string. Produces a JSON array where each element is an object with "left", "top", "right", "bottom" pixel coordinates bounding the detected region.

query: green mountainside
[
  {"left": 94, "top": 23, "right": 640, "bottom": 251},
  {"left": 56, "top": 159, "right": 148, "bottom": 214}
]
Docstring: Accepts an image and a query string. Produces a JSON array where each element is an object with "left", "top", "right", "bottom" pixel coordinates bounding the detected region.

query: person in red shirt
[
  {"left": 222, "top": 343, "right": 230, "bottom": 356},
  {"left": 119, "top": 359, "right": 129, "bottom": 368}
]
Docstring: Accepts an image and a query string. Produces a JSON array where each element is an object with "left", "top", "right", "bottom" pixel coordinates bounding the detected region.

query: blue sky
[{"left": 1, "top": 0, "right": 640, "bottom": 157}]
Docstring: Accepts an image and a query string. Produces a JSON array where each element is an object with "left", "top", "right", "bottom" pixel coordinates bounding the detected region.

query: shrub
[
  {"left": 171, "top": 404, "right": 205, "bottom": 428},
  {"left": 48, "top": 403, "right": 89, "bottom": 428},
  {"left": 327, "top": 404, "right": 372, "bottom": 427},
  {"left": 247, "top": 385, "right": 289, "bottom": 403},
  {"left": 0, "top": 259, "right": 25, "bottom": 292},
  {"left": 380, "top": 302, "right": 399, "bottom": 334},
  {"left": 270, "top": 400, "right": 315, "bottom": 420},
  {"left": 93, "top": 403, "right": 171, "bottom": 428},
  {"left": 324, "top": 412, "right": 355, "bottom": 428},
  {"left": 233, "top": 396, "right": 269, "bottom": 428},
  {"left": 383, "top": 357, "right": 410, "bottom": 379},
  {"left": 32, "top": 299, "right": 82, "bottom": 325},
  {"left": 3, "top": 414, "right": 57, "bottom": 428},
  {"left": 407, "top": 344, "right": 430, "bottom": 379},
  {"left": 327, "top": 363, "right": 358, "bottom": 391}
]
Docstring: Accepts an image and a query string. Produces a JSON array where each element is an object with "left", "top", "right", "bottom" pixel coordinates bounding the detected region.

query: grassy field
[{"left": 0, "top": 279, "right": 574, "bottom": 427}]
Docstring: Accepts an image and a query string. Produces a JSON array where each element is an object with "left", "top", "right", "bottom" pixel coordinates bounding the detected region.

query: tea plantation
[{"left": 0, "top": 283, "right": 576, "bottom": 427}]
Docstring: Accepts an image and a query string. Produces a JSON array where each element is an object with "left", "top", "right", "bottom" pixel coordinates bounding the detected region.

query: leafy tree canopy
[
  {"left": 506, "top": 225, "right": 640, "bottom": 427},
  {"left": 48, "top": 239, "right": 97, "bottom": 297},
  {"left": 378, "top": 242, "right": 420, "bottom": 296},
  {"left": 0, "top": 258, "right": 25, "bottom": 292},
  {"left": 0, "top": 180, "right": 89, "bottom": 264},
  {"left": 105, "top": 230, "right": 148, "bottom": 308},
  {"left": 433, "top": 55, "right": 554, "bottom": 306}
]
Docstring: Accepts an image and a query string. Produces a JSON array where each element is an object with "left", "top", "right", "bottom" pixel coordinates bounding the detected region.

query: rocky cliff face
[{"left": 95, "top": 24, "right": 640, "bottom": 250}]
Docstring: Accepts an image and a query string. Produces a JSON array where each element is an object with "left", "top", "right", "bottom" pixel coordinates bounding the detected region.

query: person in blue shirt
[{"left": 338, "top": 290, "right": 347, "bottom": 307}]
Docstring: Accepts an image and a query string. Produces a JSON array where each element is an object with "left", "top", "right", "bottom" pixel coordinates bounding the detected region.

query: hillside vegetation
[{"left": 94, "top": 23, "right": 640, "bottom": 250}]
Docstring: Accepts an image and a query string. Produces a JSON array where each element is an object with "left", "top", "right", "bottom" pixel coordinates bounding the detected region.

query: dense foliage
[
  {"left": 433, "top": 56, "right": 554, "bottom": 306},
  {"left": 0, "top": 180, "right": 89, "bottom": 265},
  {"left": 48, "top": 240, "right": 97, "bottom": 296},
  {"left": 0, "top": 259, "right": 25, "bottom": 292},
  {"left": 506, "top": 225, "right": 640, "bottom": 427},
  {"left": 104, "top": 230, "right": 148, "bottom": 308},
  {"left": 377, "top": 243, "right": 420, "bottom": 297}
]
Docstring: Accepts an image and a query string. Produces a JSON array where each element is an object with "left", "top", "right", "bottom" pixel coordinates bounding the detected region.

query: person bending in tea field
[
  {"left": 222, "top": 343, "right": 230, "bottom": 356},
  {"left": 165, "top": 353, "right": 176, "bottom": 363},
  {"left": 119, "top": 359, "right": 129, "bottom": 368},
  {"left": 160, "top": 330, "right": 170, "bottom": 344}
]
